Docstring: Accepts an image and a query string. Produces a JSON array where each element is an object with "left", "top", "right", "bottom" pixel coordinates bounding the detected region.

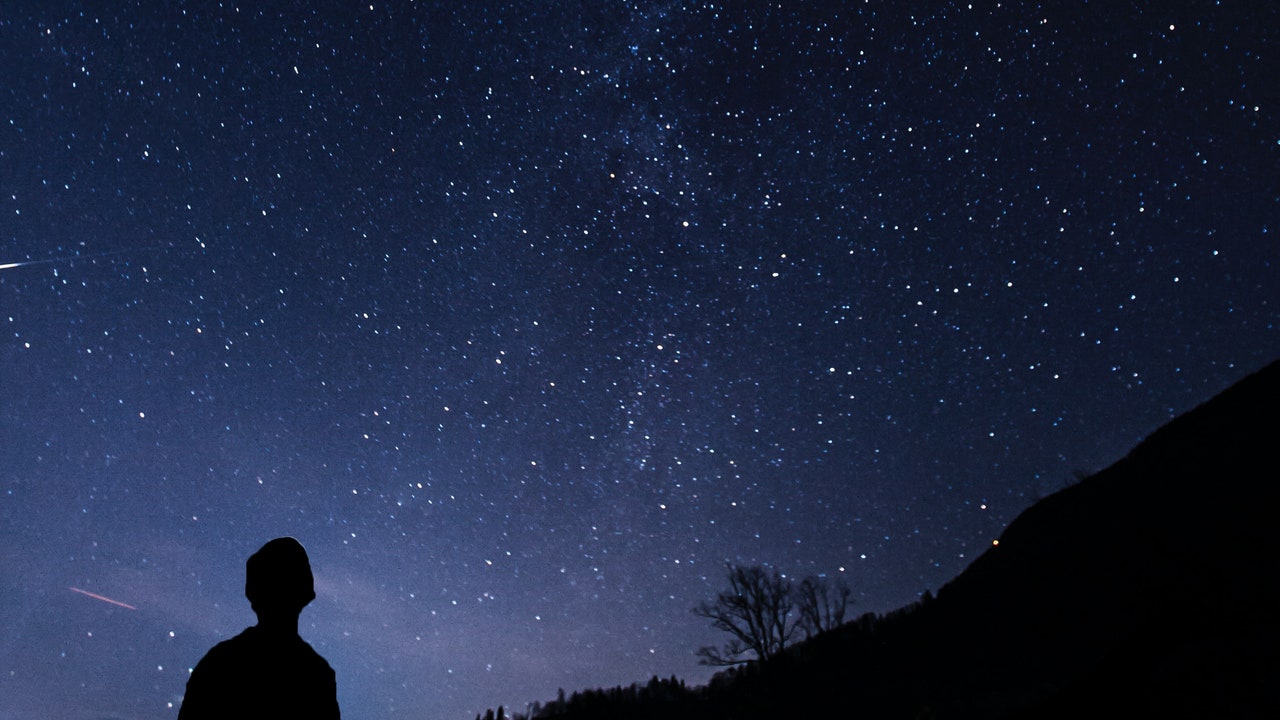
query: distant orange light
[{"left": 992, "top": 539, "right": 1000, "bottom": 546}]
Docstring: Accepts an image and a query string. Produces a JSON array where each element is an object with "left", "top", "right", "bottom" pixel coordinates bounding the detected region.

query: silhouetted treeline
[
  {"left": 477, "top": 359, "right": 1280, "bottom": 719},
  {"left": 478, "top": 675, "right": 694, "bottom": 720},
  {"left": 479, "top": 599, "right": 937, "bottom": 720}
]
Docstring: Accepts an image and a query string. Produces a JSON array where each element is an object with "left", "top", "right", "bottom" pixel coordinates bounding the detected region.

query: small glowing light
[{"left": 992, "top": 539, "right": 1000, "bottom": 546}]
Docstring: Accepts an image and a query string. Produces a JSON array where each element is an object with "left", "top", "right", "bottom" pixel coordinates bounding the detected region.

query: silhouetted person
[{"left": 178, "top": 537, "right": 340, "bottom": 719}]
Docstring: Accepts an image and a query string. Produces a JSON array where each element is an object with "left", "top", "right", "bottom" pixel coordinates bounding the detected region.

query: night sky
[{"left": 1, "top": 1, "right": 1276, "bottom": 719}]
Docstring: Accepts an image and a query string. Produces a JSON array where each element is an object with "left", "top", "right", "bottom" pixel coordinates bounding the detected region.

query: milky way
[{"left": 1, "top": 2, "right": 1276, "bottom": 719}]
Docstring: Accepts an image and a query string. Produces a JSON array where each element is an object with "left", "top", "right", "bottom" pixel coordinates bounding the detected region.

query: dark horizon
[
  {"left": 482, "top": 357, "right": 1280, "bottom": 719},
  {"left": 2, "top": 2, "right": 1277, "bottom": 719}
]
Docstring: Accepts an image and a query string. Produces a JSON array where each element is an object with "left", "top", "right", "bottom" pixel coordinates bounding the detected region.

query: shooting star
[
  {"left": 69, "top": 587, "right": 138, "bottom": 611},
  {"left": 0, "top": 246, "right": 168, "bottom": 271}
]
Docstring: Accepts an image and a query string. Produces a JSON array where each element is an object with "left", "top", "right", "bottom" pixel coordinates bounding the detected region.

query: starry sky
[{"left": 0, "top": 1, "right": 1276, "bottom": 719}]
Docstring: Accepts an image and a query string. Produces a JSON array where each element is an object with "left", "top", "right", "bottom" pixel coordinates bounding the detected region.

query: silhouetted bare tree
[
  {"left": 693, "top": 564, "right": 798, "bottom": 666},
  {"left": 795, "top": 575, "right": 852, "bottom": 639}
]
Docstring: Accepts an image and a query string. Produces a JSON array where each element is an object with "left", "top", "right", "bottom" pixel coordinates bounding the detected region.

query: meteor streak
[
  {"left": 69, "top": 587, "right": 138, "bottom": 611},
  {"left": 0, "top": 246, "right": 167, "bottom": 271}
]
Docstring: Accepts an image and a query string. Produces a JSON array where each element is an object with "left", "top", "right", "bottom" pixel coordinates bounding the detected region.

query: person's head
[{"left": 245, "top": 537, "right": 316, "bottom": 619}]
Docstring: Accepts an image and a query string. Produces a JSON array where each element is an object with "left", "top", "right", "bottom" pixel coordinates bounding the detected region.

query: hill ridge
[{"left": 488, "top": 359, "right": 1280, "bottom": 719}]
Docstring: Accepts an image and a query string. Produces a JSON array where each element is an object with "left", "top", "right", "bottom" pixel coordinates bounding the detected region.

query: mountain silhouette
[
  {"left": 920, "top": 357, "right": 1280, "bottom": 718},
  {"left": 493, "top": 359, "right": 1280, "bottom": 720},
  {"left": 752, "top": 358, "right": 1280, "bottom": 719}
]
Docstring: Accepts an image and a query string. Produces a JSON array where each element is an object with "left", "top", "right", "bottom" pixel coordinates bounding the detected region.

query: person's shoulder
[
  {"left": 296, "top": 637, "right": 336, "bottom": 672},
  {"left": 196, "top": 628, "right": 257, "bottom": 662}
]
